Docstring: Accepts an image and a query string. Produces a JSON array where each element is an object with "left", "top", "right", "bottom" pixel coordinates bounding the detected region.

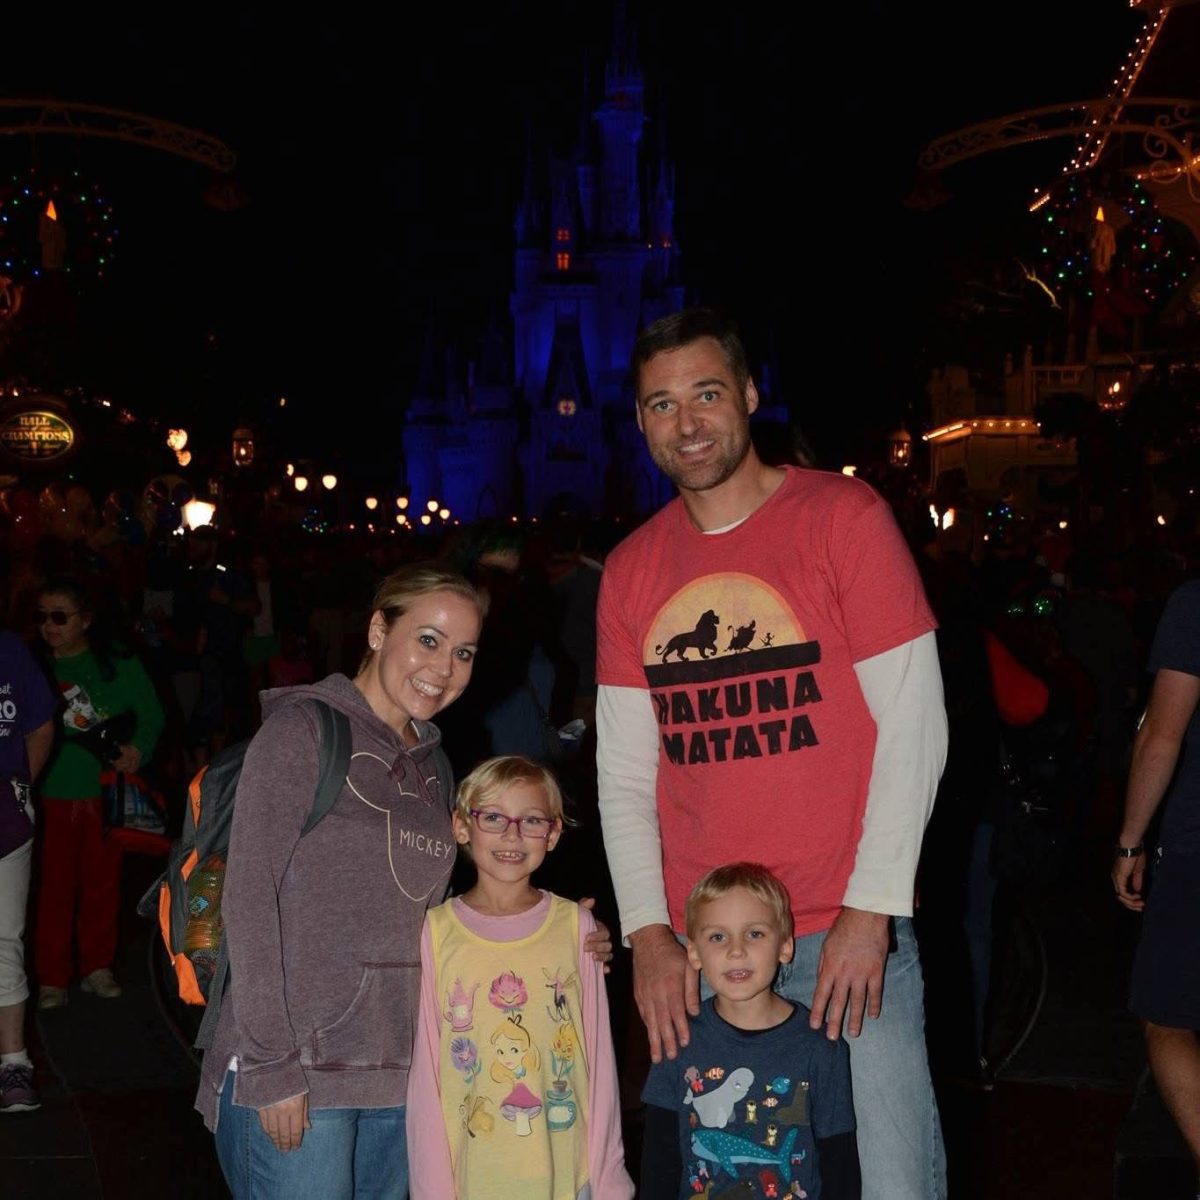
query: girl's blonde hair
[
  {"left": 358, "top": 562, "right": 488, "bottom": 672},
  {"left": 455, "top": 755, "right": 566, "bottom": 824},
  {"left": 684, "top": 862, "right": 794, "bottom": 942}
]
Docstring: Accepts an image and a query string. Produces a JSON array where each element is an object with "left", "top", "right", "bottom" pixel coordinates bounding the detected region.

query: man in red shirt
[{"left": 597, "top": 309, "right": 948, "bottom": 1200}]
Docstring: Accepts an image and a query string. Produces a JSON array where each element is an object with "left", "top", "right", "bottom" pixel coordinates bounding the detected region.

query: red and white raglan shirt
[{"left": 596, "top": 467, "right": 947, "bottom": 939}]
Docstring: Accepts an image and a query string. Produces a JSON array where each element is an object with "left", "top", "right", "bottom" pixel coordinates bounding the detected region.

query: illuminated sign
[{"left": 0, "top": 410, "right": 75, "bottom": 461}]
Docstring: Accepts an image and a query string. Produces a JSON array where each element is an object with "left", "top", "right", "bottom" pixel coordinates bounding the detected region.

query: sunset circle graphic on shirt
[{"left": 643, "top": 573, "right": 804, "bottom": 666}]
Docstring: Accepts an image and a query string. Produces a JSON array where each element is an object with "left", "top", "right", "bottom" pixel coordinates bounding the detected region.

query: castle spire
[
  {"left": 514, "top": 123, "right": 541, "bottom": 248},
  {"left": 594, "top": 3, "right": 644, "bottom": 240}
]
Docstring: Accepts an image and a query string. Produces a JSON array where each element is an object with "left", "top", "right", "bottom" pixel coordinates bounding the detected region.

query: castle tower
[{"left": 594, "top": 6, "right": 644, "bottom": 242}]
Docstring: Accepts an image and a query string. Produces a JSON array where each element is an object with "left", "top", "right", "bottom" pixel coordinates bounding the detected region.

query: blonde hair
[
  {"left": 684, "top": 863, "right": 794, "bottom": 942},
  {"left": 489, "top": 1017, "right": 540, "bottom": 1084},
  {"left": 358, "top": 562, "right": 488, "bottom": 672},
  {"left": 455, "top": 755, "right": 566, "bottom": 825}
]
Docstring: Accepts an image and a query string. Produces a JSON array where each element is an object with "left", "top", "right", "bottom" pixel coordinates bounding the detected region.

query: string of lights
[
  {"left": 1064, "top": 4, "right": 1169, "bottom": 176},
  {"left": 0, "top": 167, "right": 117, "bottom": 279}
]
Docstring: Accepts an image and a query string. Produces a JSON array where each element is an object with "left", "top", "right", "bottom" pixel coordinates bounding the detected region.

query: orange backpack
[{"left": 139, "top": 701, "right": 350, "bottom": 1048}]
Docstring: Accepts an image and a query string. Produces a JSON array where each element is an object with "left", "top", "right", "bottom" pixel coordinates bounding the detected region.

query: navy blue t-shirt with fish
[{"left": 642, "top": 999, "right": 854, "bottom": 1199}]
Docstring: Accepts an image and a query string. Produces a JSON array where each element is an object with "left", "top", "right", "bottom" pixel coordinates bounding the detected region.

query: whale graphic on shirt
[
  {"left": 690, "top": 1126, "right": 801, "bottom": 1185},
  {"left": 683, "top": 1067, "right": 753, "bottom": 1128}
]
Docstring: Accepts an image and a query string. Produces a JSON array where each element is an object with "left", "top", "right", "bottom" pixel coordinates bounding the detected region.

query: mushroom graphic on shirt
[{"left": 500, "top": 1082, "right": 542, "bottom": 1137}]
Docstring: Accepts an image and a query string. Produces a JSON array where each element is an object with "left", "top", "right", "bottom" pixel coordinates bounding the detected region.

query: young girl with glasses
[{"left": 407, "top": 755, "right": 633, "bottom": 1199}]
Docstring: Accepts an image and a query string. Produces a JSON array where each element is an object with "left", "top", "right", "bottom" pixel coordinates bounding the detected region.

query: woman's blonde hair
[
  {"left": 358, "top": 562, "right": 488, "bottom": 671},
  {"left": 455, "top": 755, "right": 565, "bottom": 824},
  {"left": 684, "top": 862, "right": 794, "bottom": 942}
]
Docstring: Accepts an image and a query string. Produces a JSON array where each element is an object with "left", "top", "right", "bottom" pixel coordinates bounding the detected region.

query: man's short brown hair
[{"left": 630, "top": 308, "right": 750, "bottom": 395}]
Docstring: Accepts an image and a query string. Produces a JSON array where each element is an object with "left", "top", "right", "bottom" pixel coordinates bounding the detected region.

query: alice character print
[
  {"left": 543, "top": 966, "right": 577, "bottom": 1022},
  {"left": 488, "top": 970, "right": 528, "bottom": 1016},
  {"left": 459, "top": 1093, "right": 494, "bottom": 1138},
  {"left": 490, "top": 1019, "right": 542, "bottom": 1136},
  {"left": 683, "top": 1066, "right": 753, "bottom": 1129},
  {"left": 450, "top": 1036, "right": 482, "bottom": 1085},
  {"left": 444, "top": 978, "right": 480, "bottom": 1031},
  {"left": 499, "top": 1082, "right": 542, "bottom": 1138},
  {"left": 547, "top": 1022, "right": 580, "bottom": 1133},
  {"left": 490, "top": 1017, "right": 539, "bottom": 1085}
]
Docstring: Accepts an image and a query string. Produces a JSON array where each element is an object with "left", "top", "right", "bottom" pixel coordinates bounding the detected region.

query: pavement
[{"left": 0, "top": 841, "right": 1189, "bottom": 1199}]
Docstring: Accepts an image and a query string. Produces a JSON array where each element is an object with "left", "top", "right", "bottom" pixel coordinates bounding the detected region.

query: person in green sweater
[{"left": 33, "top": 576, "right": 164, "bottom": 1010}]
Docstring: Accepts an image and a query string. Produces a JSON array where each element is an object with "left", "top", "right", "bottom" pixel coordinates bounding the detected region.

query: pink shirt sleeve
[
  {"left": 578, "top": 907, "right": 636, "bottom": 1199},
  {"left": 405, "top": 920, "right": 456, "bottom": 1199}
]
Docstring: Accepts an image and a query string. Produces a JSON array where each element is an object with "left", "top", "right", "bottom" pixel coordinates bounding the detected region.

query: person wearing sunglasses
[{"left": 32, "top": 576, "right": 164, "bottom": 1010}]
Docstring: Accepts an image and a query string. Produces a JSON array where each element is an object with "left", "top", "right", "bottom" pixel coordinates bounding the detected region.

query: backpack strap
[
  {"left": 195, "top": 699, "right": 352, "bottom": 1052},
  {"left": 301, "top": 700, "right": 353, "bottom": 836}
]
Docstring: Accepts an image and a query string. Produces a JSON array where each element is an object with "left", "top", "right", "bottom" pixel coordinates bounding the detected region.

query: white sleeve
[
  {"left": 596, "top": 683, "right": 671, "bottom": 942},
  {"left": 842, "top": 631, "right": 947, "bottom": 915}
]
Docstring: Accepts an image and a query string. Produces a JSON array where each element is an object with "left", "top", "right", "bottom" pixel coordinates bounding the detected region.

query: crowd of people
[{"left": 0, "top": 307, "right": 1198, "bottom": 1199}]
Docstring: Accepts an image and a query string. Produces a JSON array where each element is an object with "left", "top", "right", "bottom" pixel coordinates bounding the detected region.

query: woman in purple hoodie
[{"left": 198, "top": 562, "right": 488, "bottom": 1198}]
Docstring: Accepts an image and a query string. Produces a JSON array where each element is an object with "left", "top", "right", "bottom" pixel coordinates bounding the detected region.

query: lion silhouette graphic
[{"left": 656, "top": 610, "right": 720, "bottom": 663}]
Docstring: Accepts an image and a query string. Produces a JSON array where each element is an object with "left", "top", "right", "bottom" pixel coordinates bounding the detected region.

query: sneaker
[
  {"left": 36, "top": 986, "right": 68, "bottom": 1011},
  {"left": 81, "top": 968, "right": 122, "bottom": 999},
  {"left": 0, "top": 1063, "right": 40, "bottom": 1113}
]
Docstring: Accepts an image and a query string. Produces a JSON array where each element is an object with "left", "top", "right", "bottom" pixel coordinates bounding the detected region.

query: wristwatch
[{"left": 1114, "top": 844, "right": 1144, "bottom": 858}]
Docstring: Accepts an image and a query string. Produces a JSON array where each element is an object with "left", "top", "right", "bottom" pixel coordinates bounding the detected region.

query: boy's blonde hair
[
  {"left": 684, "top": 863, "right": 794, "bottom": 942},
  {"left": 455, "top": 755, "right": 566, "bottom": 824}
]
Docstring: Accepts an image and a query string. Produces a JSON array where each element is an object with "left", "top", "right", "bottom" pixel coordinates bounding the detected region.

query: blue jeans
[
  {"left": 214, "top": 1071, "right": 408, "bottom": 1199},
  {"left": 695, "top": 917, "right": 946, "bottom": 1200}
]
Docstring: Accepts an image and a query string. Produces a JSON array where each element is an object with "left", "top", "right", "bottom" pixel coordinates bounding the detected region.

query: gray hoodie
[{"left": 195, "top": 674, "right": 456, "bottom": 1129}]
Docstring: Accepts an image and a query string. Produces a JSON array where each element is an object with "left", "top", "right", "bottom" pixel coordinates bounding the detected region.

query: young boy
[{"left": 641, "top": 863, "right": 860, "bottom": 1199}]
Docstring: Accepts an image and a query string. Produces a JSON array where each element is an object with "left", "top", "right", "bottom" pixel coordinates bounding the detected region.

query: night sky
[{"left": 0, "top": 2, "right": 1149, "bottom": 469}]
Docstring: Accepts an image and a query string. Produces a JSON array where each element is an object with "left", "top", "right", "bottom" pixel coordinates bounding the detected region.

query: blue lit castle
[{"left": 401, "top": 31, "right": 686, "bottom": 521}]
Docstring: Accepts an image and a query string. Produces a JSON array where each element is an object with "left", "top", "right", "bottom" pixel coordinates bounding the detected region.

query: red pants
[{"left": 34, "top": 797, "right": 122, "bottom": 987}]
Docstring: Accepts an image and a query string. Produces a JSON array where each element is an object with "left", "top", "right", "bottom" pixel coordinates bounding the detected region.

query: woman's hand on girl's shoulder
[{"left": 579, "top": 896, "right": 614, "bottom": 974}]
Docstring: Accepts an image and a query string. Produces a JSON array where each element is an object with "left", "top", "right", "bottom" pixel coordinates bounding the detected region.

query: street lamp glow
[
  {"left": 426, "top": 499, "right": 439, "bottom": 513},
  {"left": 286, "top": 463, "right": 295, "bottom": 477},
  {"left": 420, "top": 514, "right": 432, "bottom": 526},
  {"left": 166, "top": 428, "right": 188, "bottom": 451},
  {"left": 182, "top": 499, "right": 216, "bottom": 529},
  {"left": 438, "top": 507, "right": 450, "bottom": 520},
  {"left": 322, "top": 474, "right": 338, "bottom": 491},
  {"left": 397, "top": 496, "right": 409, "bottom": 510},
  {"left": 176, "top": 450, "right": 192, "bottom": 467},
  {"left": 294, "top": 475, "right": 309, "bottom": 492},
  {"left": 841, "top": 465, "right": 857, "bottom": 476},
  {"left": 365, "top": 497, "right": 378, "bottom": 510}
]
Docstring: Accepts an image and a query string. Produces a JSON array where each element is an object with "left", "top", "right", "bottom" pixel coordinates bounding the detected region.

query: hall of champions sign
[{"left": 0, "top": 410, "right": 75, "bottom": 462}]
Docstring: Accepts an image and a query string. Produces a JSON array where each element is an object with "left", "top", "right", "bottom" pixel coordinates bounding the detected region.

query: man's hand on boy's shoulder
[
  {"left": 809, "top": 907, "right": 890, "bottom": 1040},
  {"left": 629, "top": 924, "right": 700, "bottom": 1063}
]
